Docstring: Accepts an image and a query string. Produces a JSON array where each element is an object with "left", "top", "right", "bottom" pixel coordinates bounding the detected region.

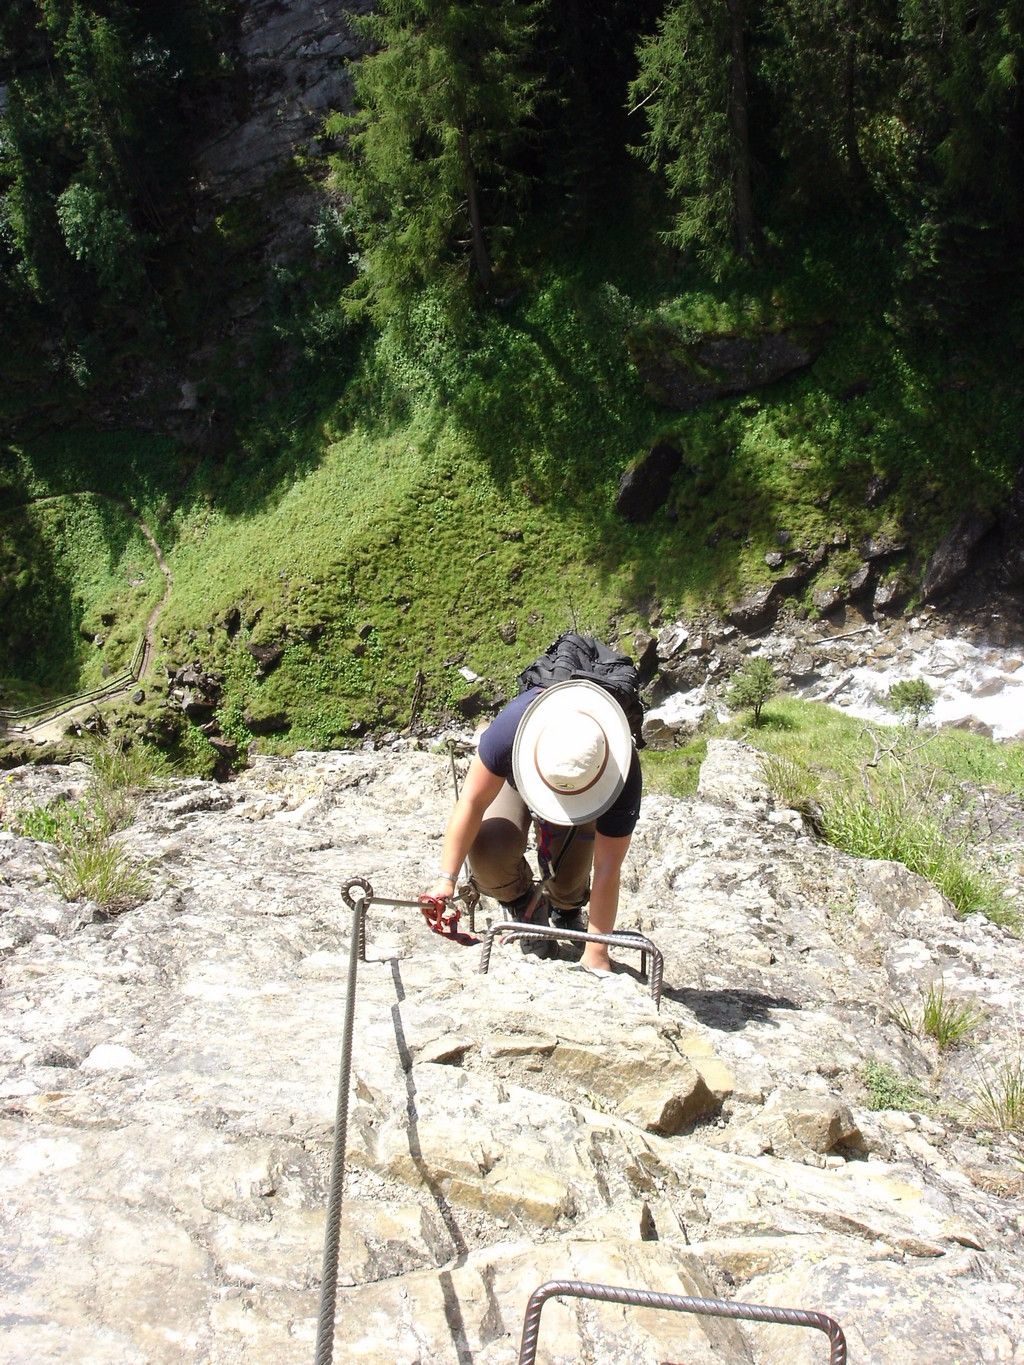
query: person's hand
[{"left": 425, "top": 873, "right": 457, "bottom": 902}]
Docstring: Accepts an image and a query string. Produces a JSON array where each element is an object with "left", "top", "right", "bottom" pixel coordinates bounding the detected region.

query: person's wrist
[{"left": 437, "top": 870, "right": 457, "bottom": 883}]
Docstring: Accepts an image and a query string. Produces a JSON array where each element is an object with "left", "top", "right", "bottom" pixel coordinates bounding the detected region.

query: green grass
[
  {"left": 0, "top": 492, "right": 164, "bottom": 696},
  {"left": 895, "top": 983, "right": 984, "bottom": 1050},
  {"left": 920, "top": 983, "right": 983, "bottom": 1050},
  {"left": 46, "top": 836, "right": 150, "bottom": 912}
]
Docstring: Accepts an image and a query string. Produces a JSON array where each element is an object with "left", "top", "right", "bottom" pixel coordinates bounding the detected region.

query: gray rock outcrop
[
  {"left": 628, "top": 323, "right": 830, "bottom": 411},
  {"left": 1, "top": 743, "right": 1022, "bottom": 1362}
]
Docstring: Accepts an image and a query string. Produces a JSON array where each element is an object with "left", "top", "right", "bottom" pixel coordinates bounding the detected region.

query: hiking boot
[
  {"left": 551, "top": 907, "right": 587, "bottom": 959},
  {"left": 505, "top": 886, "right": 556, "bottom": 959}
]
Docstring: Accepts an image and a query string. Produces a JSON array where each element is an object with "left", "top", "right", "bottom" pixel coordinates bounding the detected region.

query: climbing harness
[
  {"left": 517, "top": 1281, "right": 848, "bottom": 1365},
  {"left": 480, "top": 921, "right": 665, "bottom": 1011}
]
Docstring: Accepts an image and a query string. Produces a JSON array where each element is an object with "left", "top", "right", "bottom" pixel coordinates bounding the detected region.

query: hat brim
[{"left": 512, "top": 679, "right": 633, "bottom": 826}]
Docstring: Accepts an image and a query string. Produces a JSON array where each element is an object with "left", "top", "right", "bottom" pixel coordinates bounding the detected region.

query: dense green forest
[{"left": 1, "top": 0, "right": 1022, "bottom": 764}]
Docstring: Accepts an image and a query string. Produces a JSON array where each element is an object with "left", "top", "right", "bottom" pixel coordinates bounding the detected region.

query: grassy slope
[
  {"left": 3, "top": 222, "right": 1023, "bottom": 741},
  {"left": 0, "top": 489, "right": 164, "bottom": 698}
]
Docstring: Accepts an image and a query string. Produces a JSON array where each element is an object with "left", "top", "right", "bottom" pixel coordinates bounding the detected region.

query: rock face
[
  {"left": 195, "top": 0, "right": 371, "bottom": 204},
  {"left": 920, "top": 510, "right": 998, "bottom": 601},
  {"left": 1, "top": 743, "right": 1023, "bottom": 1363},
  {"left": 628, "top": 323, "right": 829, "bottom": 410}
]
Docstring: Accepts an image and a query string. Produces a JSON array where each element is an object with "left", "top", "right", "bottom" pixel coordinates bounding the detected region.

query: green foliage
[
  {"left": 175, "top": 722, "right": 220, "bottom": 778},
  {"left": 11, "top": 796, "right": 97, "bottom": 843},
  {"left": 0, "top": 0, "right": 229, "bottom": 383},
  {"left": 885, "top": 677, "right": 936, "bottom": 726},
  {"left": 629, "top": 0, "right": 745, "bottom": 271},
  {"left": 727, "top": 658, "right": 777, "bottom": 725},
  {"left": 328, "top": 0, "right": 545, "bottom": 321},
  {"left": 862, "top": 1058, "right": 928, "bottom": 1111}
]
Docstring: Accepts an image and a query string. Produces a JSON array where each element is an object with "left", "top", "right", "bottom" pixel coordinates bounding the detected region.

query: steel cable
[{"left": 313, "top": 892, "right": 363, "bottom": 1365}]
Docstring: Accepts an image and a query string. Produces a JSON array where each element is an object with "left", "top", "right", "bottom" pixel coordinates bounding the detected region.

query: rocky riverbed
[
  {"left": 642, "top": 601, "right": 1024, "bottom": 744},
  {"left": 1, "top": 741, "right": 1022, "bottom": 1363}
]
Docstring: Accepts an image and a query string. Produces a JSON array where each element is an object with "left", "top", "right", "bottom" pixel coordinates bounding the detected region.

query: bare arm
[
  {"left": 427, "top": 754, "right": 504, "bottom": 900},
  {"left": 582, "top": 832, "right": 631, "bottom": 971}
]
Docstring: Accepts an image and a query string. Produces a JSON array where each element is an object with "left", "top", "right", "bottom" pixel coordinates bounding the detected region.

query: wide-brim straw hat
[{"left": 512, "top": 679, "right": 633, "bottom": 826}]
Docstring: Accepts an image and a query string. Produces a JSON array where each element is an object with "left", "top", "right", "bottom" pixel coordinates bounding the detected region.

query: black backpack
[{"left": 516, "top": 632, "right": 646, "bottom": 748}]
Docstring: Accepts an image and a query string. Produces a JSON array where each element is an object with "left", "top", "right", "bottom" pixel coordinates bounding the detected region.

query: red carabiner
[{"left": 418, "top": 894, "right": 455, "bottom": 935}]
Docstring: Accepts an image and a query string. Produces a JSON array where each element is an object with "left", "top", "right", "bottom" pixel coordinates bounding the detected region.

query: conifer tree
[
  {"left": 329, "top": 0, "right": 544, "bottom": 321},
  {"left": 629, "top": 0, "right": 758, "bottom": 272}
]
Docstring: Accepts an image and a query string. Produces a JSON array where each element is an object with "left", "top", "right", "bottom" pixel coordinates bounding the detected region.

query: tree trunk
[
  {"left": 459, "top": 126, "right": 492, "bottom": 291},
  {"left": 840, "top": 5, "right": 869, "bottom": 191},
  {"left": 724, "top": 0, "right": 756, "bottom": 260}
]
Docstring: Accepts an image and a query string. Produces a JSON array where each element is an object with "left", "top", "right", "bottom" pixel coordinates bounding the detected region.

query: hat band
[{"left": 533, "top": 710, "right": 609, "bottom": 797}]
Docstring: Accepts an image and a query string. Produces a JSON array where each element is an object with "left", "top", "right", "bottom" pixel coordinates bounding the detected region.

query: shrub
[
  {"left": 727, "top": 658, "right": 777, "bottom": 726},
  {"left": 885, "top": 678, "right": 936, "bottom": 727},
  {"left": 862, "top": 1059, "right": 928, "bottom": 1111}
]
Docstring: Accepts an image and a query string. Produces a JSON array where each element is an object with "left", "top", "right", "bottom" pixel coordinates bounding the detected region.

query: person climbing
[{"left": 425, "top": 659, "right": 642, "bottom": 974}]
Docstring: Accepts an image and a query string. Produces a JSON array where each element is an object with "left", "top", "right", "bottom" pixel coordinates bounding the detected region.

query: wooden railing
[{"left": 0, "top": 635, "right": 147, "bottom": 733}]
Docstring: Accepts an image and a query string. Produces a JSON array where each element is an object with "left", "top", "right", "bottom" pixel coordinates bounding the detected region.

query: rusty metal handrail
[
  {"left": 480, "top": 922, "right": 664, "bottom": 1010},
  {"left": 518, "top": 1280, "right": 848, "bottom": 1365}
]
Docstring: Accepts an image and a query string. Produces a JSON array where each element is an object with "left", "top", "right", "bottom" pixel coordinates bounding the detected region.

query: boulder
[
  {"left": 246, "top": 641, "right": 285, "bottom": 676},
  {"left": 861, "top": 532, "right": 908, "bottom": 561},
  {"left": 920, "top": 509, "right": 997, "bottom": 601},
  {"left": 629, "top": 322, "right": 830, "bottom": 410},
  {"left": 726, "top": 587, "right": 779, "bottom": 632},
  {"left": 615, "top": 442, "right": 684, "bottom": 522},
  {"left": 243, "top": 709, "right": 289, "bottom": 736},
  {"left": 847, "top": 563, "right": 874, "bottom": 600},
  {"left": 812, "top": 584, "right": 848, "bottom": 615}
]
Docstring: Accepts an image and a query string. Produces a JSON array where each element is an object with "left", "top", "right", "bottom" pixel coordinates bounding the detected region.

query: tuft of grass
[
  {"left": 88, "top": 735, "right": 168, "bottom": 793},
  {"left": 46, "top": 837, "right": 149, "bottom": 912},
  {"left": 920, "top": 983, "right": 984, "bottom": 1050},
  {"left": 862, "top": 1058, "right": 929, "bottom": 1112},
  {"left": 967, "top": 1059, "right": 1024, "bottom": 1135},
  {"left": 760, "top": 752, "right": 821, "bottom": 821}
]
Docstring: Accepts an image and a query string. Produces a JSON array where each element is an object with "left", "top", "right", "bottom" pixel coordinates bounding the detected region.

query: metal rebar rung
[
  {"left": 517, "top": 1280, "right": 848, "bottom": 1365},
  {"left": 480, "top": 922, "right": 664, "bottom": 1011}
]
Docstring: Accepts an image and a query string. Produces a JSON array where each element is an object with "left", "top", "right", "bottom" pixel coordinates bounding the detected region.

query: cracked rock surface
[{"left": 1, "top": 741, "right": 1022, "bottom": 1362}]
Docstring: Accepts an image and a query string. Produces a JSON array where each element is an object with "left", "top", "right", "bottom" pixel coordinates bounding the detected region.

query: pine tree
[
  {"left": 629, "top": 0, "right": 758, "bottom": 272},
  {"left": 758, "top": 0, "right": 896, "bottom": 208},
  {"left": 329, "top": 0, "right": 544, "bottom": 322}
]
